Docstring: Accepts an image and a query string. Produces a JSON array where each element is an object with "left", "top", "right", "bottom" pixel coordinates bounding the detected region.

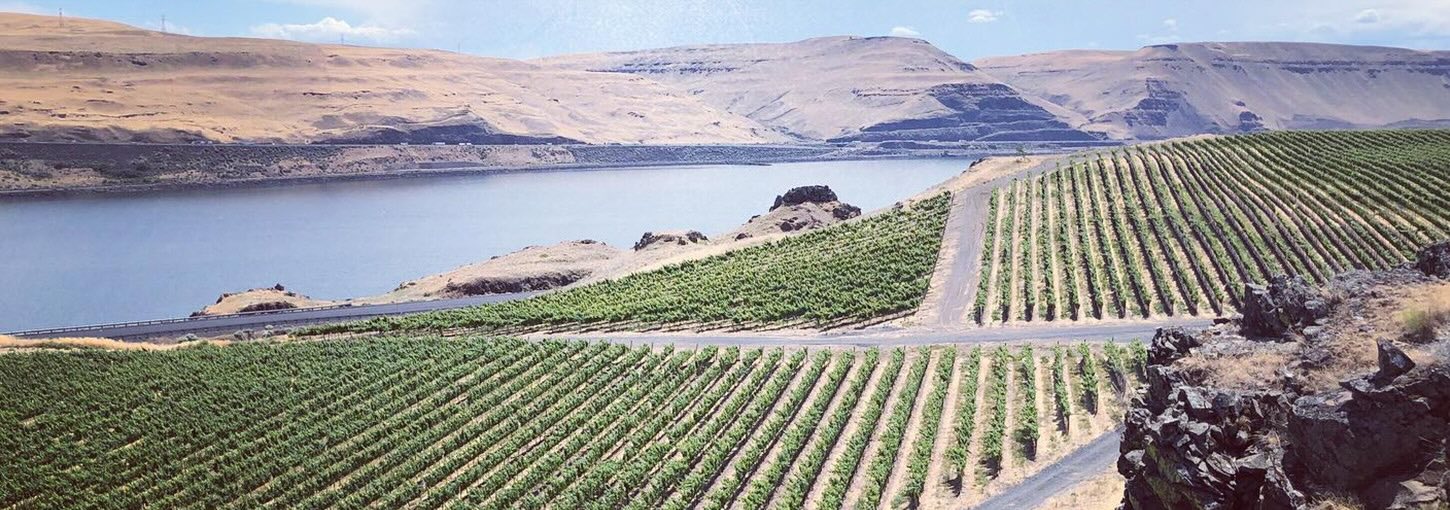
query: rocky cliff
[
  {"left": 538, "top": 36, "right": 1100, "bottom": 143},
  {"left": 1118, "top": 242, "right": 1450, "bottom": 509},
  {"left": 977, "top": 42, "right": 1450, "bottom": 140}
]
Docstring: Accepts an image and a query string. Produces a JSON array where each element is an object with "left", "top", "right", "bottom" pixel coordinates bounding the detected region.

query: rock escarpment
[
  {"left": 1119, "top": 254, "right": 1450, "bottom": 510},
  {"left": 538, "top": 36, "right": 1099, "bottom": 142},
  {"left": 977, "top": 42, "right": 1450, "bottom": 140}
]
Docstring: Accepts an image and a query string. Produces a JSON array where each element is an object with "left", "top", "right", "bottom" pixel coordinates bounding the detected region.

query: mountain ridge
[
  {"left": 0, "top": 11, "right": 1445, "bottom": 144},
  {"left": 975, "top": 41, "right": 1450, "bottom": 139}
]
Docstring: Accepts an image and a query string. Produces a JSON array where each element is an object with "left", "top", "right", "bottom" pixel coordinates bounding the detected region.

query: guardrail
[{"left": 3, "top": 303, "right": 358, "bottom": 337}]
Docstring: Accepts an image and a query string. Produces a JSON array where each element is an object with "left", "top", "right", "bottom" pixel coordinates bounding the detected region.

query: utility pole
[{"left": 161, "top": 15, "right": 167, "bottom": 33}]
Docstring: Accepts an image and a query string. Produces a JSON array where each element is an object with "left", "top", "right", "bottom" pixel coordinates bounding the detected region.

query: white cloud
[
  {"left": 1163, "top": 18, "right": 1178, "bottom": 30},
  {"left": 251, "top": 17, "right": 415, "bottom": 43},
  {"left": 1288, "top": 0, "right": 1450, "bottom": 41},
  {"left": 143, "top": 20, "right": 196, "bottom": 35},
  {"left": 0, "top": 1, "right": 47, "bottom": 14},
  {"left": 967, "top": 9, "right": 1001, "bottom": 23},
  {"left": 889, "top": 25, "right": 920, "bottom": 37},
  {"left": 260, "top": 0, "right": 435, "bottom": 27}
]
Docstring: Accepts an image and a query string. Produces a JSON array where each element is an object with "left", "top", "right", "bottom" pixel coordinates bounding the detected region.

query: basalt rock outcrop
[
  {"left": 1119, "top": 260, "right": 1450, "bottom": 510},
  {"left": 771, "top": 186, "right": 862, "bottom": 221},
  {"left": 1418, "top": 240, "right": 1450, "bottom": 279},
  {"left": 771, "top": 185, "right": 840, "bottom": 210},
  {"left": 633, "top": 230, "right": 709, "bottom": 251},
  {"left": 1240, "top": 275, "right": 1331, "bottom": 338}
]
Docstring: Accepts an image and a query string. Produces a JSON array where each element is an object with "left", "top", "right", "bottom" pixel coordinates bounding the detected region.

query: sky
[{"left": 1, "top": 0, "right": 1447, "bottom": 59}]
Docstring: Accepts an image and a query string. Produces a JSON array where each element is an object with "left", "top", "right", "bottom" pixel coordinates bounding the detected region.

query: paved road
[
  {"left": 6, "top": 292, "right": 537, "bottom": 340},
  {"left": 973, "top": 426, "right": 1125, "bottom": 510},
  {"left": 932, "top": 156, "right": 1076, "bottom": 327},
  {"left": 534, "top": 317, "right": 1209, "bottom": 347},
  {"left": 935, "top": 189, "right": 992, "bottom": 326}
]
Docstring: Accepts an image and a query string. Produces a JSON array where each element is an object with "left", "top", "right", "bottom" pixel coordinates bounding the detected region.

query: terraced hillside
[
  {"left": 971, "top": 129, "right": 1450, "bottom": 325},
  {"left": 311, "top": 193, "right": 950, "bottom": 335},
  {"left": 0, "top": 337, "right": 1143, "bottom": 509}
]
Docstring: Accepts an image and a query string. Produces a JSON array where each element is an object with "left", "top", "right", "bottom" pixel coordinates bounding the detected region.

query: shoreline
[{"left": 0, "top": 141, "right": 1119, "bottom": 198}]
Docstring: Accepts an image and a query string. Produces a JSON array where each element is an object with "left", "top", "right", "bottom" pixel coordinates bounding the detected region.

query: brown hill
[
  {"left": 975, "top": 42, "right": 1450, "bottom": 139},
  {"left": 0, "top": 13, "right": 781, "bottom": 144},
  {"left": 537, "top": 36, "right": 1100, "bottom": 142}
]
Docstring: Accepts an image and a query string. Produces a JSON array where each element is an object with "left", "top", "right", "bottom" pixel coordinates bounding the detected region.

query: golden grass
[
  {"left": 1399, "top": 286, "right": 1450, "bottom": 343},
  {"left": 1179, "top": 350, "right": 1295, "bottom": 390},
  {"left": 0, "top": 334, "right": 220, "bottom": 351},
  {"left": 1035, "top": 467, "right": 1124, "bottom": 510}
]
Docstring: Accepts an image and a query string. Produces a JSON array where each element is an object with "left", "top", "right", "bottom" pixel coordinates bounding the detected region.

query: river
[{"left": 0, "top": 158, "right": 974, "bottom": 330}]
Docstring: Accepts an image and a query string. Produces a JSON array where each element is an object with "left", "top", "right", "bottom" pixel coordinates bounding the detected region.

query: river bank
[{"left": 0, "top": 140, "right": 1117, "bottom": 196}]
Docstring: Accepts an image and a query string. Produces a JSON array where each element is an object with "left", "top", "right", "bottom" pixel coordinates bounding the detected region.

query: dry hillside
[
  {"left": 976, "top": 42, "right": 1450, "bottom": 139},
  {"left": 0, "top": 13, "right": 780, "bottom": 144},
  {"left": 538, "top": 36, "right": 1100, "bottom": 143}
]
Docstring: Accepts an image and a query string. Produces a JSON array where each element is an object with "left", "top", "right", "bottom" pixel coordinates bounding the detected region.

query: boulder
[
  {"left": 1416, "top": 240, "right": 1450, "bottom": 278},
  {"left": 1375, "top": 340, "right": 1416, "bottom": 382},
  {"left": 770, "top": 185, "right": 839, "bottom": 210},
  {"left": 1240, "top": 275, "right": 1330, "bottom": 338}
]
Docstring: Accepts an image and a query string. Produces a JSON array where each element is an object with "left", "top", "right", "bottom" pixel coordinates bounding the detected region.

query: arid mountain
[
  {"left": 3, "top": 13, "right": 1445, "bottom": 145},
  {"left": 0, "top": 13, "right": 781, "bottom": 144},
  {"left": 976, "top": 42, "right": 1450, "bottom": 139},
  {"left": 537, "top": 36, "right": 1101, "bottom": 142}
]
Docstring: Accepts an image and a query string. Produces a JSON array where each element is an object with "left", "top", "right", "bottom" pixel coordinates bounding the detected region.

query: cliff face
[
  {"left": 538, "top": 36, "right": 1100, "bottom": 143},
  {"left": 976, "top": 42, "right": 1450, "bottom": 140},
  {"left": 1119, "top": 252, "right": 1450, "bottom": 510},
  {"left": 0, "top": 13, "right": 782, "bottom": 145}
]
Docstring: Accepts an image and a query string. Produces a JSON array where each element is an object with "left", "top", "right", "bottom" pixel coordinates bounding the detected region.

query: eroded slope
[
  {"left": 976, "top": 42, "right": 1450, "bottom": 139},
  {"left": 0, "top": 13, "right": 779, "bottom": 144},
  {"left": 539, "top": 36, "right": 1099, "bottom": 142}
]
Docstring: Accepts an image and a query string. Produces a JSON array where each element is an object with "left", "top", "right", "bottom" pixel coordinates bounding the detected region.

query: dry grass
[
  {"left": 1308, "top": 494, "right": 1366, "bottom": 510},
  {"left": 0, "top": 334, "right": 219, "bottom": 351},
  {"left": 1035, "top": 467, "right": 1124, "bottom": 510},
  {"left": 1179, "top": 349, "right": 1295, "bottom": 390},
  {"left": 1398, "top": 286, "right": 1450, "bottom": 343}
]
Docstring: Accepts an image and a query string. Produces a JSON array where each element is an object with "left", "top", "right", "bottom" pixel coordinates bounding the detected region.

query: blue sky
[{"left": 2, "top": 0, "right": 1446, "bottom": 59}]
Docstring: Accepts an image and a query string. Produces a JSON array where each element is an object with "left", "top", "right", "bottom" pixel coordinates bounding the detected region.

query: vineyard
[
  {"left": 310, "top": 193, "right": 950, "bottom": 335},
  {"left": 971, "top": 129, "right": 1450, "bottom": 324},
  {"left": 1, "top": 337, "right": 1145, "bottom": 509}
]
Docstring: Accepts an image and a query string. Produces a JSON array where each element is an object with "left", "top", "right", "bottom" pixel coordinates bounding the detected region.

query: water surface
[{"left": 1, "top": 158, "right": 973, "bottom": 330}]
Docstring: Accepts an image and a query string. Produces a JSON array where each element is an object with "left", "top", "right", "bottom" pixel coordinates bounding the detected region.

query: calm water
[{"left": 0, "top": 158, "right": 973, "bottom": 330}]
